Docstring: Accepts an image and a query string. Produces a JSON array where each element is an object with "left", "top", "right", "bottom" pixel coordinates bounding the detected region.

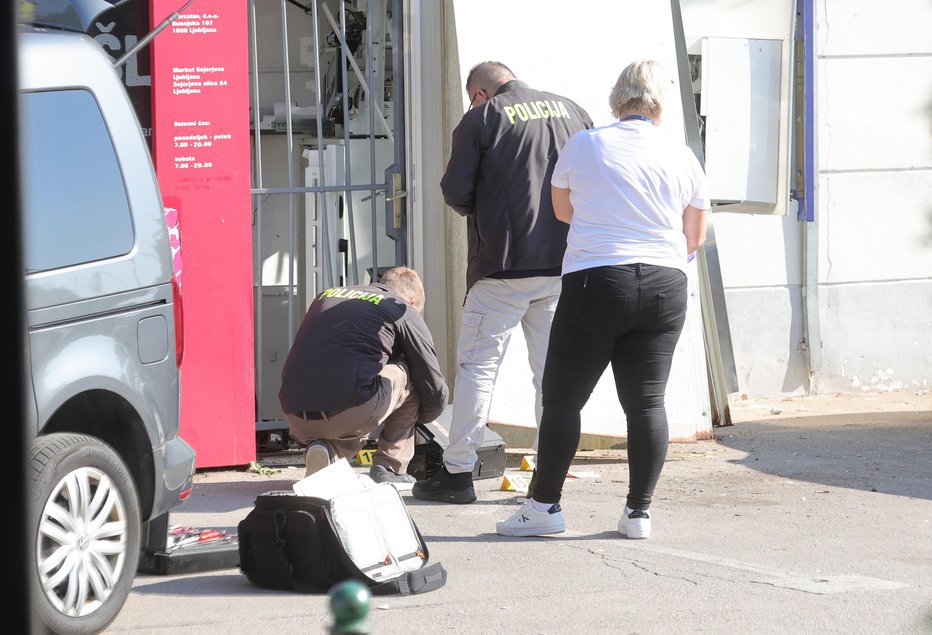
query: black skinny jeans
[{"left": 530, "top": 263, "right": 688, "bottom": 510}]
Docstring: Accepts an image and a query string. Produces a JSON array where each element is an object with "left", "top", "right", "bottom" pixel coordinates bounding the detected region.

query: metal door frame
[{"left": 248, "top": 0, "right": 408, "bottom": 436}]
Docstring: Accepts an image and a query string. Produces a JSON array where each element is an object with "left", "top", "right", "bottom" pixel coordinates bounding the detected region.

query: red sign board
[{"left": 150, "top": 1, "right": 255, "bottom": 468}]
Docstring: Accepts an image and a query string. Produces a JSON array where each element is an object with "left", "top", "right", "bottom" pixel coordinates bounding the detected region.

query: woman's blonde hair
[{"left": 609, "top": 59, "right": 668, "bottom": 120}]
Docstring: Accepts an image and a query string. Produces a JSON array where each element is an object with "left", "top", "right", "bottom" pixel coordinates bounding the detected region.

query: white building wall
[
  {"left": 712, "top": 214, "right": 809, "bottom": 394},
  {"left": 811, "top": 0, "right": 932, "bottom": 393},
  {"left": 686, "top": 0, "right": 932, "bottom": 397},
  {"left": 683, "top": 0, "right": 809, "bottom": 396},
  {"left": 412, "top": 0, "right": 932, "bottom": 409},
  {"left": 443, "top": 0, "right": 713, "bottom": 442}
]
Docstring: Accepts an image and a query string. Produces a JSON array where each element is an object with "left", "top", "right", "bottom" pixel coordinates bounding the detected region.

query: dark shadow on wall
[{"left": 715, "top": 410, "right": 932, "bottom": 501}]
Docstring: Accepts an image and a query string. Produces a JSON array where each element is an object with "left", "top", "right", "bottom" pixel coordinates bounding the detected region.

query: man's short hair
[
  {"left": 465, "top": 61, "right": 516, "bottom": 93},
  {"left": 379, "top": 266, "right": 426, "bottom": 313}
]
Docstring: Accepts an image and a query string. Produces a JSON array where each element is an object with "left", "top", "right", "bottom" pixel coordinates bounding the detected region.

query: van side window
[{"left": 21, "top": 89, "right": 134, "bottom": 272}]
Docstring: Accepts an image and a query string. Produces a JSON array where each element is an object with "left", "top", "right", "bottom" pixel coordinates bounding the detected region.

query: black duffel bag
[{"left": 238, "top": 485, "right": 446, "bottom": 596}]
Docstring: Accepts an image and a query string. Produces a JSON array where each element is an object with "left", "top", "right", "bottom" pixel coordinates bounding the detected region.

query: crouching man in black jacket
[{"left": 279, "top": 267, "right": 449, "bottom": 489}]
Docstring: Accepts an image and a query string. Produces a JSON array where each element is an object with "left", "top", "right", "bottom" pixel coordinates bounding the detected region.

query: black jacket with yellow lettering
[
  {"left": 440, "top": 80, "right": 593, "bottom": 291},
  {"left": 278, "top": 282, "right": 449, "bottom": 422}
]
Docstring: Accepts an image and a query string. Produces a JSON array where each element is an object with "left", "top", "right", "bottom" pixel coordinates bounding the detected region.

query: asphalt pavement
[{"left": 105, "top": 391, "right": 932, "bottom": 634}]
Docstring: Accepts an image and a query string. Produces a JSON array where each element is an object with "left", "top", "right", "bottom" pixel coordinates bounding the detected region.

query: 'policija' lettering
[
  {"left": 504, "top": 100, "right": 572, "bottom": 125},
  {"left": 319, "top": 287, "right": 385, "bottom": 305}
]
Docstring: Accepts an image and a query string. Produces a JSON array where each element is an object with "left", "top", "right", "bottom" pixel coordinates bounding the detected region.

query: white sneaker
[
  {"left": 618, "top": 506, "right": 651, "bottom": 539},
  {"left": 496, "top": 500, "right": 565, "bottom": 536},
  {"left": 304, "top": 440, "right": 334, "bottom": 477}
]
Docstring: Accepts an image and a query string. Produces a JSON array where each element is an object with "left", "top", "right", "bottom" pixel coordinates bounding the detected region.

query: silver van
[{"left": 19, "top": 8, "right": 197, "bottom": 634}]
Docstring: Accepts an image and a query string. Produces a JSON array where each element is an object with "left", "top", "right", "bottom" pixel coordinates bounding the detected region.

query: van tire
[{"left": 29, "top": 433, "right": 141, "bottom": 635}]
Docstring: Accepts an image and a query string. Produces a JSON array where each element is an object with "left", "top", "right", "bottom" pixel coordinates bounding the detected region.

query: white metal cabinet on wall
[
  {"left": 683, "top": 0, "right": 798, "bottom": 216},
  {"left": 701, "top": 36, "right": 784, "bottom": 209}
]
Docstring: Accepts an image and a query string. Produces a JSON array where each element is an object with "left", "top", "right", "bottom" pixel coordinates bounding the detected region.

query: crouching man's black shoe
[{"left": 411, "top": 465, "right": 476, "bottom": 504}]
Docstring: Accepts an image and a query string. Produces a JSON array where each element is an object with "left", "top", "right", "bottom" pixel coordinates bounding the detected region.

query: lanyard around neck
[{"left": 622, "top": 114, "right": 654, "bottom": 124}]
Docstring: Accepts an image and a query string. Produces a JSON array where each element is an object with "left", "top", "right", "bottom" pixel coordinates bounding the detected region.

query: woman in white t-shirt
[{"left": 497, "top": 60, "right": 709, "bottom": 540}]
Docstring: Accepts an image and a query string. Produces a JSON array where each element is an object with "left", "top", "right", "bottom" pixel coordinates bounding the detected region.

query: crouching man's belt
[{"left": 298, "top": 408, "right": 344, "bottom": 420}]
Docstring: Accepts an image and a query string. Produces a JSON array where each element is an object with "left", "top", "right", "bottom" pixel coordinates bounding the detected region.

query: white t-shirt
[{"left": 551, "top": 118, "right": 710, "bottom": 275}]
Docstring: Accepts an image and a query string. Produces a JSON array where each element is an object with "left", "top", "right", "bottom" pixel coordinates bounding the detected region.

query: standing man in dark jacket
[
  {"left": 279, "top": 267, "right": 448, "bottom": 489},
  {"left": 412, "top": 61, "right": 593, "bottom": 504}
]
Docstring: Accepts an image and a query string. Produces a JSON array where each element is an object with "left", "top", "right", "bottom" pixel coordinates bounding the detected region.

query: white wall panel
[
  {"left": 452, "top": 0, "right": 685, "bottom": 129},
  {"left": 819, "top": 0, "right": 932, "bottom": 56},
  {"left": 722, "top": 286, "right": 809, "bottom": 397},
  {"left": 818, "top": 172, "right": 932, "bottom": 284},
  {"left": 682, "top": 0, "right": 795, "bottom": 47},
  {"left": 711, "top": 212, "right": 803, "bottom": 288},
  {"left": 488, "top": 261, "right": 711, "bottom": 441},
  {"left": 818, "top": 57, "right": 932, "bottom": 171},
  {"left": 816, "top": 281, "right": 932, "bottom": 393}
]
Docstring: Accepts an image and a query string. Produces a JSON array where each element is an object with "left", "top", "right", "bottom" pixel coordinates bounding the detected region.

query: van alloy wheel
[{"left": 30, "top": 434, "right": 141, "bottom": 634}]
